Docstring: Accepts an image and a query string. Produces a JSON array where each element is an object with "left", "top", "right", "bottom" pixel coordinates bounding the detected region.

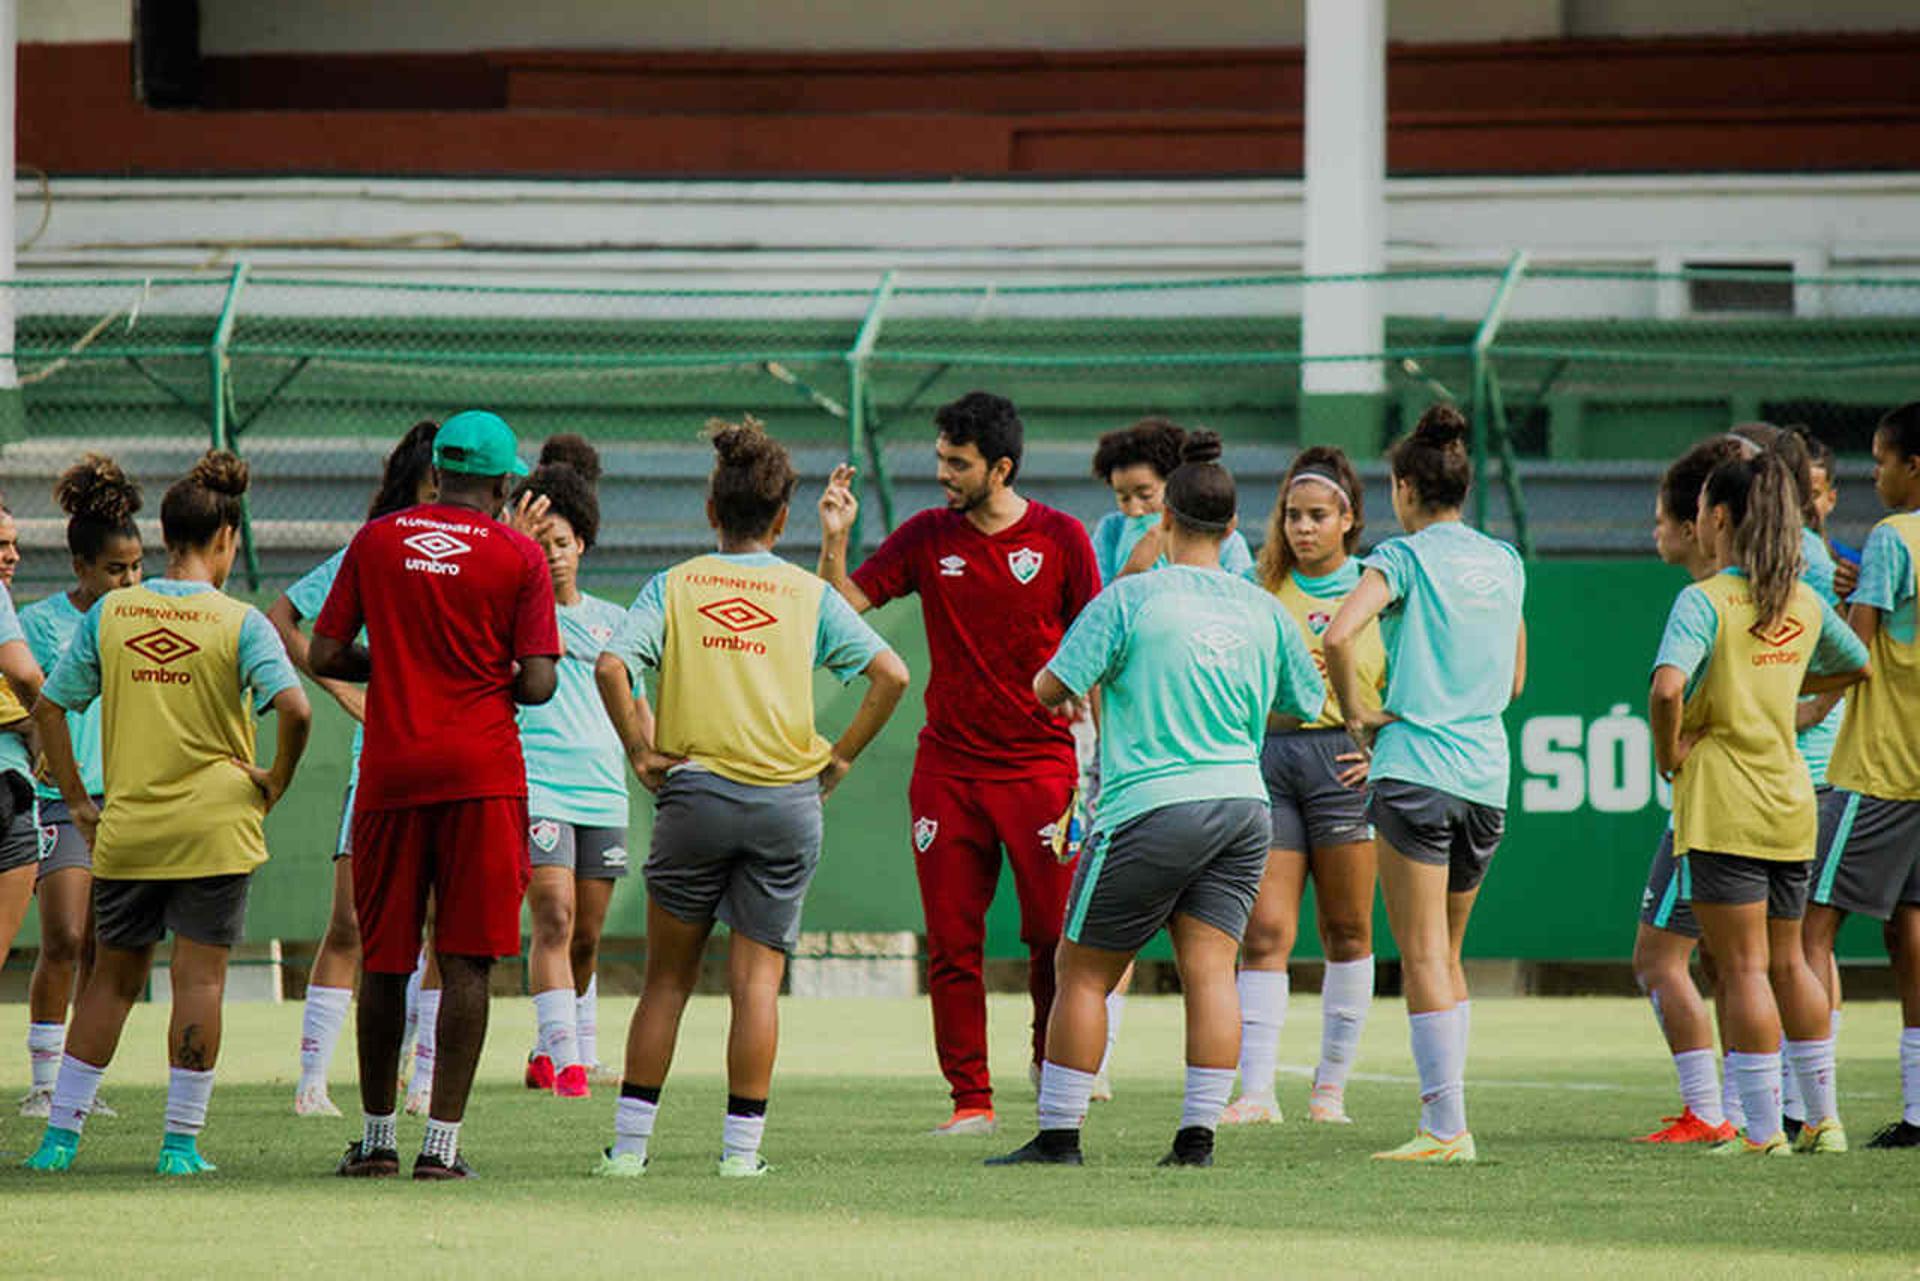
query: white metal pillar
[
  {"left": 1300, "top": 0, "right": 1386, "bottom": 447},
  {"left": 0, "top": 0, "right": 16, "bottom": 392}
]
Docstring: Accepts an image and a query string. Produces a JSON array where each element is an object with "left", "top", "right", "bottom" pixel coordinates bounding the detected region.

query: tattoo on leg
[{"left": 176, "top": 1023, "right": 211, "bottom": 1070}]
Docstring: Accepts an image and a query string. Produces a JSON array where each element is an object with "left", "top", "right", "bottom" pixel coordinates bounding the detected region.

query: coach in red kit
[{"left": 818, "top": 392, "right": 1099, "bottom": 1136}]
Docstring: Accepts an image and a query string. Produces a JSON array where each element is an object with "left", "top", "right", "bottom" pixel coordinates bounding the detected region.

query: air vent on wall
[{"left": 1684, "top": 261, "right": 1795, "bottom": 316}]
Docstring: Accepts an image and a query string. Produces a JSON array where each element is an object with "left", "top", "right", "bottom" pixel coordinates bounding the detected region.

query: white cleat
[
  {"left": 91, "top": 1097, "right": 118, "bottom": 1118},
  {"left": 929, "top": 1108, "right": 999, "bottom": 1137},
  {"left": 587, "top": 1062, "right": 623, "bottom": 1088},
  {"left": 18, "top": 1086, "right": 51, "bottom": 1119},
  {"left": 1090, "top": 1072, "right": 1114, "bottom": 1103},
  {"left": 1308, "top": 1083, "right": 1353, "bottom": 1124},
  {"left": 1217, "top": 1095, "right": 1281, "bottom": 1125},
  {"left": 294, "top": 1083, "right": 343, "bottom": 1117}
]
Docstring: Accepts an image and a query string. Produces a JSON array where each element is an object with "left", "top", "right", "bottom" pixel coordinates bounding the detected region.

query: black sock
[
  {"left": 620, "top": 1082, "right": 662, "bottom": 1105},
  {"left": 1036, "top": 1128, "right": 1081, "bottom": 1156},
  {"left": 727, "top": 1094, "right": 768, "bottom": 1118}
]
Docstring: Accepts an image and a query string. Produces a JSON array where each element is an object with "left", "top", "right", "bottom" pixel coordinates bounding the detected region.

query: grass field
[{"left": 1, "top": 994, "right": 1916, "bottom": 1278}]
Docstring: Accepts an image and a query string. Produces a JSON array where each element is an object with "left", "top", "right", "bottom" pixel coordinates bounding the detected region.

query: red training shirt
[
  {"left": 852, "top": 500, "right": 1098, "bottom": 781},
  {"left": 314, "top": 502, "right": 561, "bottom": 811}
]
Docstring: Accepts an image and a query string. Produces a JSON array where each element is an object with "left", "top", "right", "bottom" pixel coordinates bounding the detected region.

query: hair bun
[
  {"left": 189, "top": 450, "right": 250, "bottom": 498},
  {"left": 1414, "top": 404, "right": 1469, "bottom": 449},
  {"left": 538, "top": 433, "right": 602, "bottom": 487},
  {"left": 1179, "top": 428, "right": 1223, "bottom": 467},
  {"left": 54, "top": 452, "right": 142, "bottom": 524}
]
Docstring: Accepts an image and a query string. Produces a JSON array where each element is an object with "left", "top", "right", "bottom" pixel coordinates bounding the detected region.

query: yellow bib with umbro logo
[
  {"left": 95, "top": 585, "right": 266, "bottom": 879},
  {"left": 1274, "top": 574, "right": 1386, "bottom": 730},
  {"left": 1673, "top": 573, "right": 1822, "bottom": 864},
  {"left": 657, "top": 554, "right": 830, "bottom": 786},
  {"left": 1829, "top": 512, "right": 1920, "bottom": 801}
]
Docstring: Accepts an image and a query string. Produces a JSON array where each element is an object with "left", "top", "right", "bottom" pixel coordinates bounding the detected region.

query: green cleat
[
  {"left": 1708, "top": 1132, "right": 1792, "bottom": 1157},
  {"left": 21, "top": 1126, "right": 80, "bottom": 1172},
  {"left": 1792, "top": 1119, "right": 1848, "bottom": 1154},
  {"left": 594, "top": 1148, "right": 649, "bottom": 1178},
  {"left": 717, "top": 1153, "right": 770, "bottom": 1179},
  {"left": 155, "top": 1133, "right": 218, "bottom": 1176}
]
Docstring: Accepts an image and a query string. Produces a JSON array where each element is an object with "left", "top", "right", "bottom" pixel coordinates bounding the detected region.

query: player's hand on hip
[
  {"left": 818, "top": 753, "right": 853, "bottom": 799},
  {"left": 818, "top": 465, "right": 859, "bottom": 539},
  {"left": 71, "top": 797, "right": 100, "bottom": 850},
  {"left": 630, "top": 747, "right": 688, "bottom": 794},
  {"left": 1334, "top": 750, "right": 1371, "bottom": 790},
  {"left": 232, "top": 758, "right": 288, "bottom": 813}
]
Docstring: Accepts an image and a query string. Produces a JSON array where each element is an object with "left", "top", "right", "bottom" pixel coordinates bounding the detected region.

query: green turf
[{"left": 1, "top": 995, "right": 1916, "bottom": 1277}]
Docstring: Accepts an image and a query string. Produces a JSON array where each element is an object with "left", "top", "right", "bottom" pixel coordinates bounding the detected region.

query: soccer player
[
  {"left": 313, "top": 410, "right": 560, "bottom": 1181},
  {"left": 0, "top": 496, "right": 46, "bottom": 1069},
  {"left": 23, "top": 451, "right": 312, "bottom": 1176},
  {"left": 1090, "top": 417, "right": 1254, "bottom": 581},
  {"left": 1222, "top": 446, "right": 1382, "bottom": 1127},
  {"left": 19, "top": 456, "right": 143, "bottom": 1119},
  {"left": 817, "top": 391, "right": 1099, "bottom": 1135},
  {"left": 516, "top": 460, "right": 630, "bottom": 1100},
  {"left": 1651, "top": 447, "right": 1868, "bottom": 1157},
  {"left": 1805, "top": 402, "right": 1920, "bottom": 1149},
  {"left": 593, "top": 418, "right": 906, "bottom": 1177},
  {"left": 987, "top": 431, "right": 1323, "bottom": 1168},
  {"left": 274, "top": 421, "right": 440, "bottom": 1117},
  {"left": 1629, "top": 437, "right": 1751, "bottom": 1145},
  {"left": 1322, "top": 405, "right": 1525, "bottom": 1165}
]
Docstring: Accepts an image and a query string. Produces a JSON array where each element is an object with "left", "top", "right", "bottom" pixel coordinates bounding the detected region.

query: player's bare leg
[
  {"left": 720, "top": 930, "right": 786, "bottom": 1175},
  {"left": 1158, "top": 912, "right": 1243, "bottom": 1165},
  {"left": 1310, "top": 839, "right": 1376, "bottom": 1122},
  {"left": 1631, "top": 923, "right": 1726, "bottom": 1141},
  {"left": 157, "top": 938, "right": 229, "bottom": 1173},
  {"left": 24, "top": 866, "right": 92, "bottom": 1118},
  {"left": 525, "top": 865, "right": 584, "bottom": 1096},
  {"left": 1223, "top": 847, "right": 1304, "bottom": 1124},
  {"left": 25, "top": 940, "right": 153, "bottom": 1171},
  {"left": 572, "top": 876, "right": 616, "bottom": 1082},
  {"left": 296, "top": 857, "right": 359, "bottom": 1116},
  {"left": 604, "top": 901, "right": 713, "bottom": 1173},
  {"left": 1372, "top": 844, "right": 1475, "bottom": 1160},
  {"left": 988, "top": 938, "right": 1128, "bottom": 1166}
]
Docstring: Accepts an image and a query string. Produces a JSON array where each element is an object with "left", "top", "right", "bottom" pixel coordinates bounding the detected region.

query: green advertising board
[{"left": 6, "top": 562, "right": 1892, "bottom": 965}]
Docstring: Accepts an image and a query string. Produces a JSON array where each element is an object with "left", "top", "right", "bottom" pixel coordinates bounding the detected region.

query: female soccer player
[
  {"left": 23, "top": 451, "right": 312, "bottom": 1176},
  {"left": 593, "top": 417, "right": 906, "bottom": 1178},
  {"left": 1091, "top": 417, "right": 1254, "bottom": 581},
  {"left": 1322, "top": 405, "right": 1525, "bottom": 1165},
  {"left": 1221, "top": 446, "right": 1381, "bottom": 1128},
  {"left": 276, "top": 421, "right": 438, "bottom": 1117},
  {"left": 1629, "top": 436, "right": 1751, "bottom": 1145},
  {"left": 0, "top": 496, "right": 45, "bottom": 1073},
  {"left": 1651, "top": 447, "right": 1868, "bottom": 1157},
  {"left": 988, "top": 431, "right": 1323, "bottom": 1169},
  {"left": 516, "top": 460, "right": 630, "bottom": 1100},
  {"left": 19, "top": 456, "right": 144, "bottom": 1119},
  {"left": 1806, "top": 401, "right": 1920, "bottom": 1148}
]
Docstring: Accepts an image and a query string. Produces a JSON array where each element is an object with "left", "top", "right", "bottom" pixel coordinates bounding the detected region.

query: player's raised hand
[
  {"left": 818, "top": 464, "right": 859, "bottom": 540},
  {"left": 508, "top": 490, "right": 555, "bottom": 544}
]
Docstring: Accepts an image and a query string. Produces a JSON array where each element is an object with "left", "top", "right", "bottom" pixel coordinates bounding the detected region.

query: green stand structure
[{"left": 1298, "top": 391, "right": 1389, "bottom": 457}]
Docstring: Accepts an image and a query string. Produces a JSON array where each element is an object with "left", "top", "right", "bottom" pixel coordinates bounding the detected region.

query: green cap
[{"left": 433, "top": 410, "right": 530, "bottom": 478}]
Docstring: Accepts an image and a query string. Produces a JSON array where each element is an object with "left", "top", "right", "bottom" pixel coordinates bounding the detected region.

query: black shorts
[
  {"left": 1262, "top": 729, "right": 1372, "bottom": 853},
  {"left": 1638, "top": 829, "right": 1700, "bottom": 939},
  {"left": 1064, "top": 799, "right": 1270, "bottom": 953},
  {"left": 1809, "top": 791, "right": 1920, "bottom": 921},
  {"left": 1368, "top": 778, "right": 1505, "bottom": 893},
  {"left": 1685, "top": 851, "right": 1811, "bottom": 921},
  {"left": 94, "top": 873, "right": 252, "bottom": 949}
]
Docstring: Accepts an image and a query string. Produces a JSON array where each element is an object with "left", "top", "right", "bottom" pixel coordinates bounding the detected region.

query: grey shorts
[
  {"left": 1686, "top": 851, "right": 1811, "bottom": 920},
  {"left": 1810, "top": 790, "right": 1920, "bottom": 920},
  {"left": 1064, "top": 798, "right": 1270, "bottom": 953},
  {"left": 645, "top": 769, "right": 822, "bottom": 953},
  {"left": 35, "top": 797, "right": 100, "bottom": 881},
  {"left": 1639, "top": 829, "right": 1700, "bottom": 940},
  {"left": 1368, "top": 778, "right": 1505, "bottom": 893},
  {"left": 94, "top": 873, "right": 252, "bottom": 949},
  {"left": 1262, "top": 729, "right": 1371, "bottom": 853},
  {"left": 529, "top": 817, "right": 631, "bottom": 879},
  {"left": 0, "top": 774, "right": 38, "bottom": 874}
]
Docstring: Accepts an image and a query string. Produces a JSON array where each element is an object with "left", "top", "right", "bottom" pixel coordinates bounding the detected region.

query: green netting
[{"left": 2, "top": 263, "right": 1917, "bottom": 583}]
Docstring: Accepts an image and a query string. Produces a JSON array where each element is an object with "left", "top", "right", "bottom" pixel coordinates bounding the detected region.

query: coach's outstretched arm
[
  {"left": 514, "top": 655, "right": 558, "bottom": 706},
  {"left": 820, "top": 648, "right": 910, "bottom": 797},
  {"left": 816, "top": 463, "right": 873, "bottom": 613}
]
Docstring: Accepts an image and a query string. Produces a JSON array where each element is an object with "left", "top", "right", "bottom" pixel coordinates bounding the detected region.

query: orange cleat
[
  {"left": 1633, "top": 1109, "right": 1736, "bottom": 1144},
  {"left": 554, "top": 1064, "right": 590, "bottom": 1099},
  {"left": 525, "top": 1052, "right": 556, "bottom": 1091},
  {"left": 929, "top": 1107, "right": 999, "bottom": 1137}
]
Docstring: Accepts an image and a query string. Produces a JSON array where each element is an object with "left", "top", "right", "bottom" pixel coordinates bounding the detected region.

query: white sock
[
  {"left": 1316, "top": 957, "right": 1374, "bottom": 1090},
  {"left": 1409, "top": 1007, "right": 1466, "bottom": 1140},
  {"left": 298, "top": 985, "right": 352, "bottom": 1090},
  {"left": 1673, "top": 1048, "right": 1723, "bottom": 1125},
  {"left": 421, "top": 1117, "right": 460, "bottom": 1163},
  {"left": 363, "top": 1111, "right": 397, "bottom": 1151},
  {"left": 401, "top": 963, "right": 424, "bottom": 1058},
  {"left": 613, "top": 1094, "right": 658, "bottom": 1159},
  {"left": 1456, "top": 1000, "right": 1472, "bottom": 1068},
  {"left": 723, "top": 1106, "right": 768, "bottom": 1162},
  {"left": 164, "top": 1067, "right": 216, "bottom": 1136},
  {"left": 1096, "top": 991, "right": 1126, "bottom": 1077},
  {"left": 577, "top": 976, "right": 599, "bottom": 1067},
  {"left": 1785, "top": 1037, "right": 1838, "bottom": 1125},
  {"left": 1901, "top": 1027, "right": 1920, "bottom": 1127},
  {"left": 1721, "top": 1051, "right": 1746, "bottom": 1128},
  {"left": 1234, "top": 969, "right": 1288, "bottom": 1101},
  {"left": 411, "top": 989, "right": 441, "bottom": 1094},
  {"left": 533, "top": 988, "right": 580, "bottom": 1072},
  {"left": 1729, "top": 1050, "right": 1783, "bottom": 1143},
  {"left": 1830, "top": 1006, "right": 1843, "bottom": 1041},
  {"left": 28, "top": 1022, "right": 64, "bottom": 1092},
  {"left": 1181, "top": 1065, "right": 1236, "bottom": 1131},
  {"left": 48, "top": 1054, "right": 105, "bottom": 1133},
  {"left": 1036, "top": 1060, "right": 1096, "bottom": 1132},
  {"left": 1778, "top": 1033, "right": 1805, "bottom": 1121}
]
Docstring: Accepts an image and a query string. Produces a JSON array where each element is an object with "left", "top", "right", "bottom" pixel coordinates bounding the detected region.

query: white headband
[{"left": 1286, "top": 470, "right": 1352, "bottom": 510}]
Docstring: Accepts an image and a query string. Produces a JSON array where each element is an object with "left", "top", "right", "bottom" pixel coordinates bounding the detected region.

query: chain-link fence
[{"left": 3, "top": 261, "right": 1918, "bottom": 588}]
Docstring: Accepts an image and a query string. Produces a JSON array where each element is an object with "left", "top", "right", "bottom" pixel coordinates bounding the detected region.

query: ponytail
[{"left": 1704, "top": 450, "right": 1803, "bottom": 635}]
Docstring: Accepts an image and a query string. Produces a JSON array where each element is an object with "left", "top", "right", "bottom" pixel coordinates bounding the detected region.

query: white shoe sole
[{"left": 929, "top": 1117, "right": 999, "bottom": 1137}]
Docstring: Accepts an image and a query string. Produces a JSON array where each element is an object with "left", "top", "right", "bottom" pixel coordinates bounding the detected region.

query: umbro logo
[
  {"left": 126, "top": 627, "right": 199, "bottom": 666},
  {"left": 1192, "top": 624, "right": 1248, "bottom": 665},
  {"left": 700, "top": 597, "right": 779, "bottom": 634},
  {"left": 403, "top": 530, "right": 471, "bottom": 561},
  {"left": 939, "top": 555, "right": 967, "bottom": 578}
]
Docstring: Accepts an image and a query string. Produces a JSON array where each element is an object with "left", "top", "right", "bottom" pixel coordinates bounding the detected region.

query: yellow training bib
[
  {"left": 1274, "top": 573, "right": 1386, "bottom": 730},
  {"left": 1829, "top": 512, "right": 1920, "bottom": 801}
]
